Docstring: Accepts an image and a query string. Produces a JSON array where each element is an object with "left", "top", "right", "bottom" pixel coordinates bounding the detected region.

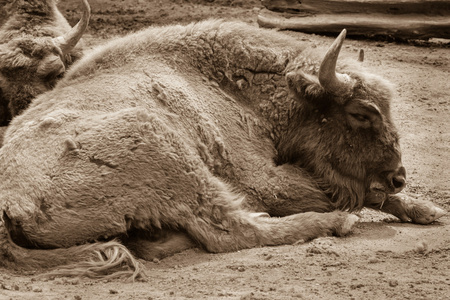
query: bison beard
[{"left": 0, "top": 20, "right": 446, "bottom": 280}]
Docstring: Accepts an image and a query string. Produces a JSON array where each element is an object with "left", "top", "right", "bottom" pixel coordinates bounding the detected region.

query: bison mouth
[
  {"left": 366, "top": 167, "right": 407, "bottom": 208},
  {"left": 369, "top": 166, "right": 407, "bottom": 195},
  {"left": 369, "top": 181, "right": 389, "bottom": 194}
]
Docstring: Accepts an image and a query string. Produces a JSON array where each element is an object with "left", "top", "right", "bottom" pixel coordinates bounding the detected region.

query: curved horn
[
  {"left": 53, "top": 0, "right": 91, "bottom": 55},
  {"left": 318, "top": 29, "right": 353, "bottom": 94}
]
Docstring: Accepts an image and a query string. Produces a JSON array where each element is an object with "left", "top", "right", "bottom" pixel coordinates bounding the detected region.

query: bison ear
[
  {"left": 286, "top": 70, "right": 324, "bottom": 101},
  {"left": 345, "top": 100, "right": 382, "bottom": 130},
  {"left": 0, "top": 43, "right": 33, "bottom": 69}
]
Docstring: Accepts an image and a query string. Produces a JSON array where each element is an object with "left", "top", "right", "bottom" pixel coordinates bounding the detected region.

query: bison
[
  {"left": 0, "top": 20, "right": 446, "bottom": 279},
  {"left": 0, "top": 0, "right": 90, "bottom": 128}
]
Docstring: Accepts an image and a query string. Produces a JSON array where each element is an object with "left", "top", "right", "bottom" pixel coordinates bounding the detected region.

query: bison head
[
  {"left": 0, "top": 0, "right": 90, "bottom": 125},
  {"left": 280, "top": 30, "right": 406, "bottom": 210}
]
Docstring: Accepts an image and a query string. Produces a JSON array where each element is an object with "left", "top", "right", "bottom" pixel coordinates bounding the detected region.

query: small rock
[
  {"left": 68, "top": 278, "right": 80, "bottom": 285},
  {"left": 350, "top": 283, "right": 364, "bottom": 289},
  {"left": 368, "top": 257, "right": 379, "bottom": 264},
  {"left": 389, "top": 280, "right": 399, "bottom": 287},
  {"left": 33, "top": 287, "right": 42, "bottom": 292},
  {"left": 264, "top": 254, "right": 273, "bottom": 261},
  {"left": 109, "top": 289, "right": 118, "bottom": 294},
  {"left": 415, "top": 241, "right": 428, "bottom": 254}
]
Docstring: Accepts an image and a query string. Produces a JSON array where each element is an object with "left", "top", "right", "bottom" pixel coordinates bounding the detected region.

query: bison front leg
[
  {"left": 180, "top": 178, "right": 358, "bottom": 252},
  {"left": 365, "top": 192, "right": 447, "bottom": 224},
  {"left": 186, "top": 210, "right": 358, "bottom": 253},
  {"left": 239, "top": 163, "right": 336, "bottom": 217}
]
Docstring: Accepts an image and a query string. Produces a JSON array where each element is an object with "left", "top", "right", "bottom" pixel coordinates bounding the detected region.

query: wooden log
[
  {"left": 257, "top": 9, "right": 450, "bottom": 39},
  {"left": 261, "top": 0, "right": 450, "bottom": 16}
]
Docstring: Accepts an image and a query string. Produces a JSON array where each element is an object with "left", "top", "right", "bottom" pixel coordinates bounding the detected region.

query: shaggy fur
[
  {"left": 0, "top": 0, "right": 86, "bottom": 128},
  {"left": 0, "top": 20, "right": 445, "bottom": 279}
]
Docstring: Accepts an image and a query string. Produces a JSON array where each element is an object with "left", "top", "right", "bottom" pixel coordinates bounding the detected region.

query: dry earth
[{"left": 0, "top": 0, "right": 449, "bottom": 299}]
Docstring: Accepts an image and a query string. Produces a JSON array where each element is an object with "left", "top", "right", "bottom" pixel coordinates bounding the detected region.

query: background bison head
[{"left": 0, "top": 0, "right": 90, "bottom": 125}]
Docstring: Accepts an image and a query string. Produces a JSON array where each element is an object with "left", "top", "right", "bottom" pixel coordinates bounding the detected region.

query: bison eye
[
  {"left": 55, "top": 72, "right": 64, "bottom": 80},
  {"left": 47, "top": 69, "right": 64, "bottom": 79},
  {"left": 44, "top": 70, "right": 65, "bottom": 87},
  {"left": 350, "top": 113, "right": 369, "bottom": 123}
]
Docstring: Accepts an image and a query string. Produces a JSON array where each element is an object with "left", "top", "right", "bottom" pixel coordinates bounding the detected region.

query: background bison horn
[
  {"left": 358, "top": 49, "right": 364, "bottom": 62},
  {"left": 318, "top": 29, "right": 354, "bottom": 94},
  {"left": 53, "top": 0, "right": 90, "bottom": 55}
]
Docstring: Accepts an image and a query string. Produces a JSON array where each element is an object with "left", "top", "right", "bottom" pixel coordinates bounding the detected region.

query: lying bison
[
  {"left": 0, "top": 20, "right": 446, "bottom": 279},
  {"left": 0, "top": 0, "right": 90, "bottom": 127}
]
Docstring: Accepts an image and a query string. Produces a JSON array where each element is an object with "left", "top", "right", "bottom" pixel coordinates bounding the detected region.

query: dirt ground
[{"left": 1, "top": 0, "right": 449, "bottom": 299}]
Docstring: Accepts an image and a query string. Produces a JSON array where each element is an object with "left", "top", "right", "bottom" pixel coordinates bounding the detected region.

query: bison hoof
[
  {"left": 409, "top": 203, "right": 447, "bottom": 225},
  {"left": 338, "top": 214, "right": 360, "bottom": 236}
]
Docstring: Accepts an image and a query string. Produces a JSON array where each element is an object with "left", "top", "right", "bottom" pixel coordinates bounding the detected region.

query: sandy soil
[{"left": 1, "top": 0, "right": 449, "bottom": 299}]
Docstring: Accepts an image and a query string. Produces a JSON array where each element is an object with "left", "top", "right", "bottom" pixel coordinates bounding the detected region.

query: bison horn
[
  {"left": 318, "top": 29, "right": 353, "bottom": 94},
  {"left": 53, "top": 0, "right": 91, "bottom": 55},
  {"left": 357, "top": 49, "right": 364, "bottom": 62}
]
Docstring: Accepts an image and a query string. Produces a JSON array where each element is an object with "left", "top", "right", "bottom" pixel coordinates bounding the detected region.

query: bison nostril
[
  {"left": 392, "top": 175, "right": 406, "bottom": 189},
  {"left": 385, "top": 166, "right": 407, "bottom": 193},
  {"left": 388, "top": 166, "right": 406, "bottom": 193}
]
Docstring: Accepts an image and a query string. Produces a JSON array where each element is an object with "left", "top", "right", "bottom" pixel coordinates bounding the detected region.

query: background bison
[
  {"left": 0, "top": 1, "right": 448, "bottom": 299},
  {"left": 0, "top": 0, "right": 89, "bottom": 145}
]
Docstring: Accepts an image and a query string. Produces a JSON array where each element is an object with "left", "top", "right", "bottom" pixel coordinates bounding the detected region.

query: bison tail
[
  {"left": 35, "top": 241, "right": 145, "bottom": 281},
  {"left": 0, "top": 222, "right": 144, "bottom": 280}
]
